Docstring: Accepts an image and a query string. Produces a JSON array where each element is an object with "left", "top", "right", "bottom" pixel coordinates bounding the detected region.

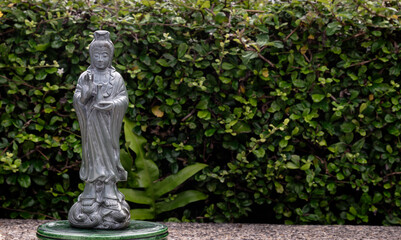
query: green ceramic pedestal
[{"left": 36, "top": 220, "right": 168, "bottom": 240}]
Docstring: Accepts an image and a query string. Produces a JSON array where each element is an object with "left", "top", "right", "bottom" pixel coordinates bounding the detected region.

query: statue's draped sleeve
[
  {"left": 110, "top": 72, "right": 128, "bottom": 151},
  {"left": 73, "top": 71, "right": 90, "bottom": 178}
]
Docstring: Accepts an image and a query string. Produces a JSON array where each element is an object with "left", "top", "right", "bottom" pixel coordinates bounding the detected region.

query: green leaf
[
  {"left": 347, "top": 213, "right": 355, "bottom": 221},
  {"left": 183, "top": 145, "right": 194, "bottom": 151},
  {"left": 45, "top": 96, "right": 56, "bottom": 104},
  {"left": 32, "top": 176, "right": 47, "bottom": 186},
  {"left": 279, "top": 139, "right": 288, "bottom": 148},
  {"left": 219, "top": 76, "right": 231, "bottom": 84},
  {"left": 197, "top": 110, "right": 211, "bottom": 120},
  {"left": 21, "top": 197, "right": 35, "bottom": 209},
  {"left": 17, "top": 174, "right": 31, "bottom": 188},
  {"left": 51, "top": 40, "right": 63, "bottom": 49},
  {"left": 65, "top": 43, "right": 75, "bottom": 54},
  {"left": 214, "top": 12, "right": 227, "bottom": 24},
  {"left": 172, "top": 104, "right": 182, "bottom": 114},
  {"left": 300, "top": 162, "right": 311, "bottom": 171},
  {"left": 274, "top": 181, "right": 284, "bottom": 194},
  {"left": 242, "top": 51, "right": 258, "bottom": 64},
  {"left": 45, "top": 67, "right": 58, "bottom": 74},
  {"left": 256, "top": 34, "right": 270, "bottom": 46},
  {"left": 36, "top": 69, "right": 47, "bottom": 80},
  {"left": 24, "top": 74, "right": 34, "bottom": 81},
  {"left": 156, "top": 59, "right": 169, "bottom": 67},
  {"left": 373, "top": 192, "right": 383, "bottom": 203},
  {"left": 35, "top": 43, "right": 50, "bottom": 51},
  {"left": 253, "top": 147, "right": 265, "bottom": 158},
  {"left": 49, "top": 116, "right": 63, "bottom": 125},
  {"left": 384, "top": 114, "right": 396, "bottom": 123},
  {"left": 311, "top": 94, "right": 325, "bottom": 103},
  {"left": 135, "top": 160, "right": 159, "bottom": 188},
  {"left": 155, "top": 190, "right": 207, "bottom": 214},
  {"left": 222, "top": 62, "right": 235, "bottom": 70},
  {"left": 196, "top": 100, "right": 209, "bottom": 110},
  {"left": 124, "top": 118, "right": 147, "bottom": 158},
  {"left": 269, "top": 40, "right": 284, "bottom": 48},
  {"left": 388, "top": 125, "right": 400, "bottom": 136},
  {"left": 327, "top": 183, "right": 336, "bottom": 193},
  {"left": 340, "top": 122, "right": 355, "bottom": 133},
  {"left": 328, "top": 142, "right": 347, "bottom": 154},
  {"left": 200, "top": 0, "right": 210, "bottom": 8},
  {"left": 349, "top": 206, "right": 357, "bottom": 215},
  {"left": 177, "top": 43, "right": 188, "bottom": 59},
  {"left": 286, "top": 162, "right": 299, "bottom": 169},
  {"left": 351, "top": 138, "right": 365, "bottom": 152},
  {"left": 205, "top": 128, "right": 217, "bottom": 137},
  {"left": 124, "top": 118, "right": 159, "bottom": 187},
  {"left": 153, "top": 163, "right": 207, "bottom": 198},
  {"left": 55, "top": 183, "right": 64, "bottom": 193},
  {"left": 371, "top": 30, "right": 382, "bottom": 37},
  {"left": 326, "top": 21, "right": 342, "bottom": 36},
  {"left": 120, "top": 188, "right": 153, "bottom": 205},
  {"left": 131, "top": 208, "right": 155, "bottom": 220},
  {"left": 336, "top": 172, "right": 345, "bottom": 180},
  {"left": 232, "top": 121, "right": 251, "bottom": 134},
  {"left": 120, "top": 149, "right": 133, "bottom": 172},
  {"left": 386, "top": 144, "right": 393, "bottom": 154}
]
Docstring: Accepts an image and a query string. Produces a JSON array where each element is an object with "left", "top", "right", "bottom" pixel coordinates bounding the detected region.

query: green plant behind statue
[{"left": 120, "top": 118, "right": 207, "bottom": 220}]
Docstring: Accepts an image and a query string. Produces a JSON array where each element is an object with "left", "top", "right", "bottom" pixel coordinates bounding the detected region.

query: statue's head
[{"left": 89, "top": 30, "right": 114, "bottom": 70}]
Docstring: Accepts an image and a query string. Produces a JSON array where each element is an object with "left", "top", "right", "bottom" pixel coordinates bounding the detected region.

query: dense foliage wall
[{"left": 1, "top": 0, "right": 401, "bottom": 224}]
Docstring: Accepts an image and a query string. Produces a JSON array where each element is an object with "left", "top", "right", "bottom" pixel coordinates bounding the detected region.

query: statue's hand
[
  {"left": 81, "top": 73, "right": 94, "bottom": 96},
  {"left": 94, "top": 101, "right": 113, "bottom": 111}
]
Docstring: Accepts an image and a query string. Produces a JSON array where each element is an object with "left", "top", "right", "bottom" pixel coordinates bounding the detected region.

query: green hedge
[{"left": 1, "top": 0, "right": 401, "bottom": 224}]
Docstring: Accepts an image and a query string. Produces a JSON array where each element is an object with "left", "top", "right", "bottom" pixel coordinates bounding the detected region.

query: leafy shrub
[
  {"left": 120, "top": 118, "right": 207, "bottom": 220},
  {"left": 1, "top": 0, "right": 401, "bottom": 224}
]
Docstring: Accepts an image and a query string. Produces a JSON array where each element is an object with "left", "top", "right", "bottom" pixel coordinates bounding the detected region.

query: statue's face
[{"left": 93, "top": 50, "right": 110, "bottom": 70}]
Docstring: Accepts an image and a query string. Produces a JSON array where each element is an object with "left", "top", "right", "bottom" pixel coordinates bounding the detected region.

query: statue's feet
[
  {"left": 69, "top": 197, "right": 130, "bottom": 229},
  {"left": 104, "top": 198, "right": 119, "bottom": 207}
]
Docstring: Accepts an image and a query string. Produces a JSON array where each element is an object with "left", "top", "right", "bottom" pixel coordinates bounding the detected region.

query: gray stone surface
[
  {"left": 1, "top": 219, "right": 401, "bottom": 240},
  {"left": 69, "top": 30, "right": 130, "bottom": 229}
]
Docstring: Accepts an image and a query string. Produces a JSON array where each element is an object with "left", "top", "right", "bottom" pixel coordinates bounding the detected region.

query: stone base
[
  {"left": 68, "top": 198, "right": 130, "bottom": 229},
  {"left": 68, "top": 180, "right": 131, "bottom": 229},
  {"left": 36, "top": 220, "right": 168, "bottom": 240}
]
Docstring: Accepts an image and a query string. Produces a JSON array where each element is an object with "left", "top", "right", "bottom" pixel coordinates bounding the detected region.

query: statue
[{"left": 68, "top": 30, "right": 130, "bottom": 229}]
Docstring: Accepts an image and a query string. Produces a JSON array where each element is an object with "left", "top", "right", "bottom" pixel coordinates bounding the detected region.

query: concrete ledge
[{"left": 1, "top": 219, "right": 401, "bottom": 240}]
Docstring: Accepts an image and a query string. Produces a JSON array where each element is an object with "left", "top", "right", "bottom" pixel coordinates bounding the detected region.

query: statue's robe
[{"left": 73, "top": 69, "right": 128, "bottom": 189}]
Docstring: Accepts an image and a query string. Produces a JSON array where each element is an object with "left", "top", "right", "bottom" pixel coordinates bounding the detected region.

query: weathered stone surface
[
  {"left": 68, "top": 30, "right": 130, "bottom": 229},
  {"left": 4, "top": 219, "right": 401, "bottom": 240}
]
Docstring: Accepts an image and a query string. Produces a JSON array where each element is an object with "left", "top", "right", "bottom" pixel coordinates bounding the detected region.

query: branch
[
  {"left": 204, "top": 8, "right": 216, "bottom": 16},
  {"left": 36, "top": 148, "right": 50, "bottom": 161},
  {"left": 257, "top": 52, "right": 276, "bottom": 68},
  {"left": 0, "top": 75, "right": 36, "bottom": 89},
  {"left": 355, "top": 0, "right": 387, "bottom": 18},
  {"left": 181, "top": 108, "right": 196, "bottom": 122},
  {"left": 284, "top": 26, "right": 299, "bottom": 42},
  {"left": 245, "top": 10, "right": 265, "bottom": 13},
  {"left": 349, "top": 58, "right": 378, "bottom": 67},
  {"left": 384, "top": 172, "right": 401, "bottom": 178}
]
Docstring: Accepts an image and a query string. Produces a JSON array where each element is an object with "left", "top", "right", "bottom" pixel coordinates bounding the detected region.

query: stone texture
[
  {"left": 69, "top": 30, "right": 130, "bottom": 229},
  {"left": 1, "top": 219, "right": 401, "bottom": 240}
]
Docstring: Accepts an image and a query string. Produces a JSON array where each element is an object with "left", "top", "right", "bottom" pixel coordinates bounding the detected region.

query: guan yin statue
[{"left": 68, "top": 30, "right": 130, "bottom": 229}]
